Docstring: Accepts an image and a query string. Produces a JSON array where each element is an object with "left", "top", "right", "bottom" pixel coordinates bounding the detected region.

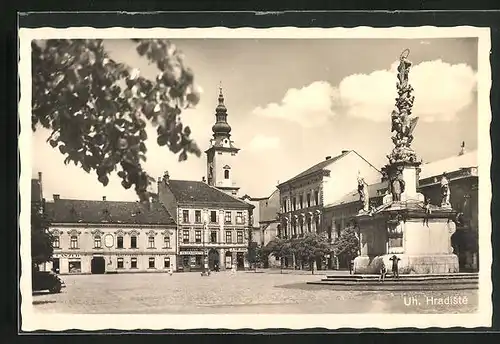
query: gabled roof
[
  {"left": 420, "top": 150, "right": 478, "bottom": 180},
  {"left": 325, "top": 181, "right": 389, "bottom": 208},
  {"left": 45, "top": 199, "right": 176, "bottom": 225},
  {"left": 166, "top": 180, "right": 253, "bottom": 209},
  {"left": 278, "top": 150, "right": 380, "bottom": 187}
]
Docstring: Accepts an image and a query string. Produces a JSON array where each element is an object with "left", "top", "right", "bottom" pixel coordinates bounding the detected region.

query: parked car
[{"left": 32, "top": 271, "right": 65, "bottom": 293}]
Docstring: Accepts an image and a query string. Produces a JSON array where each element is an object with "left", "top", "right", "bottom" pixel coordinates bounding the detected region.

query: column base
[{"left": 354, "top": 254, "right": 459, "bottom": 274}]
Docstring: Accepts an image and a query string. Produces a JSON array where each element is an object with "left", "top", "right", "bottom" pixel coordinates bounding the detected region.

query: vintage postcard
[{"left": 19, "top": 25, "right": 492, "bottom": 331}]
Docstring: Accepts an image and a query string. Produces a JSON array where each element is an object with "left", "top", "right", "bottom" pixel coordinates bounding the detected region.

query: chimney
[
  {"left": 102, "top": 196, "right": 107, "bottom": 201},
  {"left": 341, "top": 150, "right": 349, "bottom": 154},
  {"left": 202, "top": 176, "right": 206, "bottom": 183},
  {"left": 38, "top": 171, "right": 42, "bottom": 182},
  {"left": 53, "top": 194, "right": 60, "bottom": 201},
  {"left": 325, "top": 156, "right": 332, "bottom": 160},
  {"left": 163, "top": 171, "right": 170, "bottom": 184}
]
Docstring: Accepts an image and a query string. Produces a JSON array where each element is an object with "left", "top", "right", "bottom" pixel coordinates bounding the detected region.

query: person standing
[
  {"left": 379, "top": 261, "right": 387, "bottom": 282},
  {"left": 389, "top": 254, "right": 401, "bottom": 278}
]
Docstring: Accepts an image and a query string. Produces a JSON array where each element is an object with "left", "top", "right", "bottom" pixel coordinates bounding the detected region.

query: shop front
[{"left": 178, "top": 249, "right": 205, "bottom": 272}]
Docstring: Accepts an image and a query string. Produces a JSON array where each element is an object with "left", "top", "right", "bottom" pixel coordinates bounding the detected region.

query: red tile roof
[{"left": 45, "top": 199, "right": 176, "bottom": 225}]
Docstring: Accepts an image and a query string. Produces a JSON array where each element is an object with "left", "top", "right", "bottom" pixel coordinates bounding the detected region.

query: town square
[{"left": 23, "top": 28, "right": 488, "bottom": 326}]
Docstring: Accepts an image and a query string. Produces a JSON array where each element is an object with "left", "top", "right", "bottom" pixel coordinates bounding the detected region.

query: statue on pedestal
[
  {"left": 390, "top": 170, "right": 406, "bottom": 202},
  {"left": 357, "top": 173, "right": 369, "bottom": 213},
  {"left": 440, "top": 172, "right": 451, "bottom": 208}
]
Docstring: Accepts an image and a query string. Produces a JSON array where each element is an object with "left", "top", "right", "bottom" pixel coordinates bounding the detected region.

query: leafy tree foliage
[
  {"left": 31, "top": 201, "right": 53, "bottom": 269},
  {"left": 263, "top": 237, "right": 293, "bottom": 273},
  {"left": 32, "top": 39, "right": 202, "bottom": 202},
  {"left": 293, "top": 233, "right": 332, "bottom": 274},
  {"left": 332, "top": 224, "right": 360, "bottom": 261},
  {"left": 247, "top": 241, "right": 263, "bottom": 271}
]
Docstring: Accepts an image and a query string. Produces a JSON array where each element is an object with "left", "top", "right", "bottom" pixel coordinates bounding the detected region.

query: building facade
[
  {"left": 41, "top": 192, "right": 177, "bottom": 275},
  {"left": 158, "top": 173, "right": 254, "bottom": 271}
]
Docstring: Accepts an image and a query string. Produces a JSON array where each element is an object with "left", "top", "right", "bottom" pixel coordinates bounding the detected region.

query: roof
[
  {"left": 278, "top": 150, "right": 380, "bottom": 187},
  {"left": 420, "top": 150, "right": 478, "bottom": 180},
  {"left": 166, "top": 180, "right": 252, "bottom": 209},
  {"left": 325, "top": 181, "right": 389, "bottom": 208},
  {"left": 278, "top": 151, "right": 350, "bottom": 187},
  {"left": 45, "top": 199, "right": 176, "bottom": 225}
]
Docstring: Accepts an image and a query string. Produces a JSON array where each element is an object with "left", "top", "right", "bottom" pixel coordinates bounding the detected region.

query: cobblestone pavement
[{"left": 31, "top": 270, "right": 478, "bottom": 314}]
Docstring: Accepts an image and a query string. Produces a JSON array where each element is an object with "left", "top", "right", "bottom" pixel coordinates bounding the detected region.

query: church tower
[{"left": 205, "top": 86, "right": 241, "bottom": 196}]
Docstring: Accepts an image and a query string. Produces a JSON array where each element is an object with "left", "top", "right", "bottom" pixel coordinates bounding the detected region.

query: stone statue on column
[
  {"left": 389, "top": 169, "right": 406, "bottom": 202},
  {"left": 440, "top": 172, "right": 451, "bottom": 208},
  {"left": 357, "top": 172, "right": 370, "bottom": 213}
]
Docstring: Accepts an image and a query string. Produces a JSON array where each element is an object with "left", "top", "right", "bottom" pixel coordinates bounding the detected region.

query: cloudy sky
[{"left": 32, "top": 37, "right": 478, "bottom": 201}]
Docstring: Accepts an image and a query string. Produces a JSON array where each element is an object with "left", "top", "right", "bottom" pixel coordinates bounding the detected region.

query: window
[
  {"left": 68, "top": 260, "right": 81, "bottom": 273},
  {"left": 299, "top": 195, "right": 304, "bottom": 209},
  {"left": 70, "top": 235, "right": 78, "bottom": 249},
  {"left": 164, "top": 236, "right": 171, "bottom": 248},
  {"left": 94, "top": 236, "right": 102, "bottom": 248},
  {"left": 117, "top": 257, "right": 124, "bottom": 269},
  {"left": 292, "top": 197, "right": 297, "bottom": 211},
  {"left": 164, "top": 257, "right": 171, "bottom": 268},
  {"left": 307, "top": 218, "right": 311, "bottom": 232},
  {"left": 307, "top": 193, "right": 311, "bottom": 207},
  {"left": 224, "top": 169, "right": 230, "bottom": 179},
  {"left": 183, "top": 230, "right": 189, "bottom": 244},
  {"left": 148, "top": 236, "right": 155, "bottom": 248},
  {"left": 130, "top": 236, "right": 137, "bottom": 249},
  {"left": 210, "top": 231, "right": 217, "bottom": 243},
  {"left": 283, "top": 198, "right": 287, "bottom": 212},
  {"left": 53, "top": 236, "right": 60, "bottom": 248},
  {"left": 237, "top": 231, "right": 244, "bottom": 244},
  {"left": 316, "top": 218, "right": 320, "bottom": 232},
  {"left": 226, "top": 231, "right": 232, "bottom": 243},
  {"left": 183, "top": 210, "right": 189, "bottom": 223},
  {"left": 236, "top": 211, "right": 243, "bottom": 224},
  {"left": 117, "top": 236, "right": 124, "bottom": 249},
  {"left": 131, "top": 257, "right": 137, "bottom": 269},
  {"left": 195, "top": 210, "right": 202, "bottom": 223},
  {"left": 148, "top": 257, "right": 155, "bottom": 269},
  {"left": 300, "top": 220, "right": 304, "bottom": 234},
  {"left": 225, "top": 211, "right": 232, "bottom": 224},
  {"left": 210, "top": 211, "right": 217, "bottom": 223},
  {"left": 314, "top": 191, "right": 319, "bottom": 206},
  {"left": 195, "top": 230, "right": 202, "bottom": 243}
]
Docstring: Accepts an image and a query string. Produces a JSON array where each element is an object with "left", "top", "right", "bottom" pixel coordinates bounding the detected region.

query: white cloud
[
  {"left": 253, "top": 60, "right": 476, "bottom": 126},
  {"left": 252, "top": 81, "right": 338, "bottom": 127},
  {"left": 248, "top": 135, "right": 281, "bottom": 151},
  {"left": 339, "top": 59, "right": 477, "bottom": 122}
]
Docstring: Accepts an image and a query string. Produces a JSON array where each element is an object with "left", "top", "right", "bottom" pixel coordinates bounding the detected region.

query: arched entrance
[
  {"left": 208, "top": 249, "right": 219, "bottom": 270},
  {"left": 91, "top": 256, "right": 106, "bottom": 274}
]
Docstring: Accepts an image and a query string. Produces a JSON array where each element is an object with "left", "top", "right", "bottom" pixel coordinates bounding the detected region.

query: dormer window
[{"left": 224, "top": 169, "right": 230, "bottom": 179}]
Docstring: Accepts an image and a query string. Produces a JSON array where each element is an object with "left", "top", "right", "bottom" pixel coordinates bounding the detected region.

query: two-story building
[
  {"left": 157, "top": 172, "right": 254, "bottom": 271},
  {"left": 40, "top": 191, "right": 178, "bottom": 275}
]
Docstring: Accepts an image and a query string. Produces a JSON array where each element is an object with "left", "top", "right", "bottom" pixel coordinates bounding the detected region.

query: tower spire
[{"left": 211, "top": 83, "right": 232, "bottom": 138}]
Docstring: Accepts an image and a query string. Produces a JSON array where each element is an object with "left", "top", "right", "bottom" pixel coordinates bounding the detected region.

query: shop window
[
  {"left": 131, "top": 257, "right": 137, "bottom": 269},
  {"left": 68, "top": 260, "right": 81, "bottom": 273},
  {"left": 148, "top": 257, "right": 155, "bottom": 269},
  {"left": 117, "top": 257, "right": 124, "bottom": 269},
  {"left": 164, "top": 257, "right": 171, "bottom": 268}
]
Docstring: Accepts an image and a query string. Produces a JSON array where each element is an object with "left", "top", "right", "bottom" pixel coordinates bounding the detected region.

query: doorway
[
  {"left": 236, "top": 252, "right": 245, "bottom": 270},
  {"left": 52, "top": 258, "right": 60, "bottom": 273},
  {"left": 208, "top": 249, "right": 219, "bottom": 270},
  {"left": 91, "top": 257, "right": 106, "bottom": 274},
  {"left": 225, "top": 251, "right": 232, "bottom": 269}
]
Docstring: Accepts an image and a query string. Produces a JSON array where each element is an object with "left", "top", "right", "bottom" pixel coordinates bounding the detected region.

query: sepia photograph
[{"left": 19, "top": 26, "right": 492, "bottom": 330}]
